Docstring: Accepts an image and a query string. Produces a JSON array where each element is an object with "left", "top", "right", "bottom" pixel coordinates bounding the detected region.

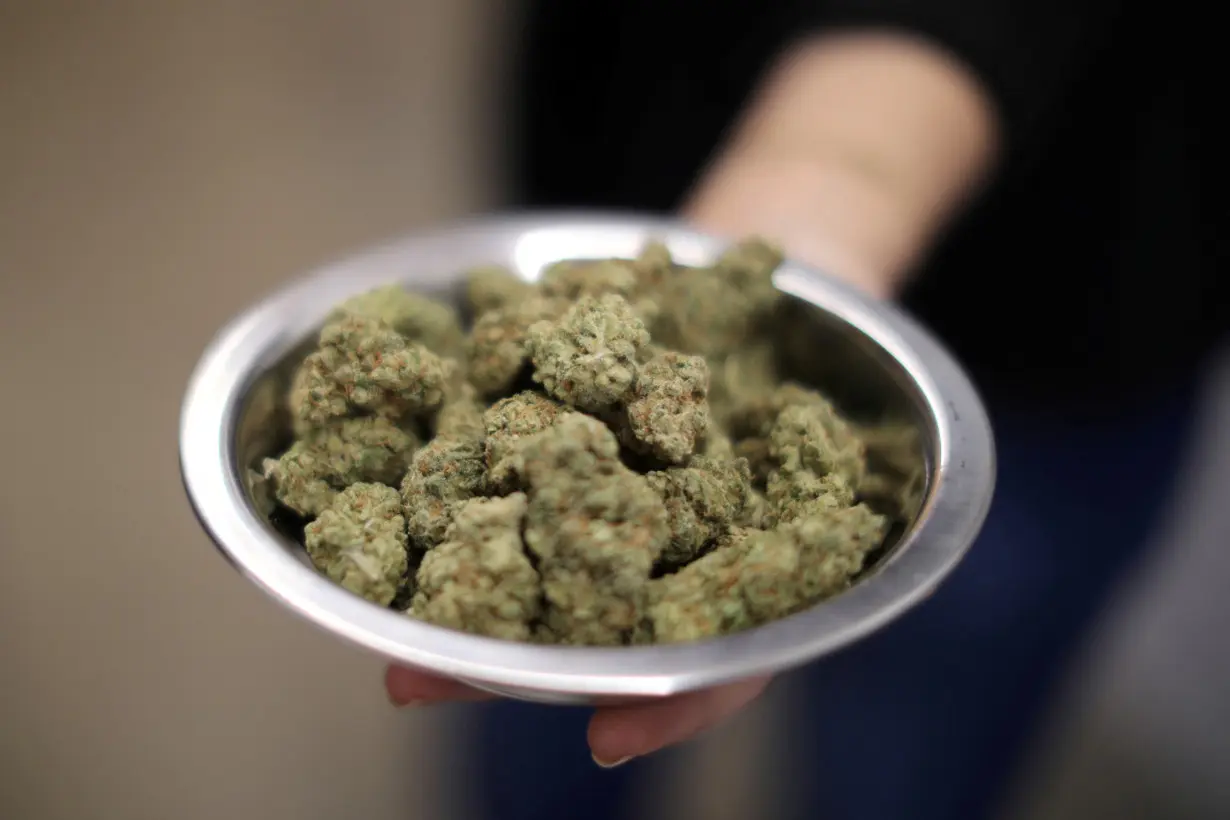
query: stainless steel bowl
[{"left": 179, "top": 213, "right": 995, "bottom": 705}]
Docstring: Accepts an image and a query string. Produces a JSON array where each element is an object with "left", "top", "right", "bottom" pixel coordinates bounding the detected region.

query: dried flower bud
[
  {"left": 622, "top": 350, "right": 710, "bottom": 464},
  {"left": 400, "top": 436, "right": 488, "bottom": 550},
  {"left": 290, "top": 316, "right": 453, "bottom": 432},
  {"left": 769, "top": 403, "right": 866, "bottom": 489},
  {"left": 466, "top": 296, "right": 567, "bottom": 397},
  {"left": 412, "top": 493, "right": 540, "bottom": 640},
  {"left": 331, "top": 285, "right": 465, "bottom": 360},
  {"left": 651, "top": 237, "right": 784, "bottom": 358},
  {"left": 482, "top": 391, "right": 567, "bottom": 493},
  {"left": 521, "top": 415, "right": 669, "bottom": 645},
  {"left": 647, "top": 456, "right": 752, "bottom": 567},
  {"left": 464, "top": 265, "right": 534, "bottom": 316},
  {"left": 432, "top": 380, "right": 486, "bottom": 442},
  {"left": 526, "top": 294, "right": 650, "bottom": 412},
  {"left": 304, "top": 483, "right": 408, "bottom": 606},
  {"left": 263, "top": 417, "right": 419, "bottom": 517},
  {"left": 645, "top": 503, "right": 887, "bottom": 643}
]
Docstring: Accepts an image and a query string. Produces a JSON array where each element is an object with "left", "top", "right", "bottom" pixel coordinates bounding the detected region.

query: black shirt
[{"left": 502, "top": 0, "right": 1227, "bottom": 411}]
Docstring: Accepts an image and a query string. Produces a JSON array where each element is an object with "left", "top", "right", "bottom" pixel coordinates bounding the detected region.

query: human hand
[{"left": 384, "top": 666, "right": 771, "bottom": 767}]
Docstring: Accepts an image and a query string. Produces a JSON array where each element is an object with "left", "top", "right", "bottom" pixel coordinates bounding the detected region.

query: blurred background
[{"left": 1, "top": 2, "right": 1226, "bottom": 818}]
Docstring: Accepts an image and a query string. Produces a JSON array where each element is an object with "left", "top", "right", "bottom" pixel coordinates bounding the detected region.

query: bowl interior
[{"left": 233, "top": 245, "right": 935, "bottom": 595}]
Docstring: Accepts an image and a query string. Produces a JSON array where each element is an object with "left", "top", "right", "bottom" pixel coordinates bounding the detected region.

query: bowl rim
[{"left": 179, "top": 212, "right": 996, "bottom": 698}]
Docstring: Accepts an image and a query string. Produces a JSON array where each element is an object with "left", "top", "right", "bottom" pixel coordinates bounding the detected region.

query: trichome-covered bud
[
  {"left": 766, "top": 468, "right": 855, "bottom": 526},
  {"left": 304, "top": 483, "right": 408, "bottom": 606},
  {"left": 464, "top": 265, "right": 534, "bottom": 316},
  {"left": 466, "top": 296, "right": 567, "bottom": 397},
  {"left": 647, "top": 455, "right": 752, "bottom": 567},
  {"left": 411, "top": 493, "right": 541, "bottom": 641},
  {"left": 644, "top": 503, "right": 887, "bottom": 643},
  {"left": 330, "top": 285, "right": 466, "bottom": 360},
  {"left": 289, "top": 315, "right": 453, "bottom": 432},
  {"left": 727, "top": 384, "right": 859, "bottom": 483},
  {"left": 482, "top": 391, "right": 567, "bottom": 493},
  {"left": 539, "top": 257, "right": 660, "bottom": 323},
  {"left": 539, "top": 258, "right": 638, "bottom": 301},
  {"left": 526, "top": 293, "right": 650, "bottom": 412},
  {"left": 263, "top": 416, "right": 419, "bottom": 517},
  {"left": 779, "top": 503, "right": 889, "bottom": 596},
  {"left": 622, "top": 350, "right": 710, "bottom": 463},
  {"left": 712, "top": 235, "right": 784, "bottom": 315},
  {"left": 520, "top": 415, "right": 669, "bottom": 645},
  {"left": 651, "top": 237, "right": 784, "bottom": 358},
  {"left": 769, "top": 402, "right": 866, "bottom": 489},
  {"left": 400, "top": 436, "right": 488, "bottom": 550},
  {"left": 517, "top": 412, "right": 622, "bottom": 483},
  {"left": 707, "top": 342, "right": 780, "bottom": 426},
  {"left": 630, "top": 239, "right": 674, "bottom": 294},
  {"left": 855, "top": 421, "right": 927, "bottom": 524},
  {"left": 432, "top": 380, "right": 487, "bottom": 442}
]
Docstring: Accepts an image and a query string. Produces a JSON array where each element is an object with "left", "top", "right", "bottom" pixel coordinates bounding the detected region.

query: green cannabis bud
[
  {"left": 400, "top": 436, "right": 488, "bottom": 550},
  {"left": 432, "top": 380, "right": 487, "bottom": 442},
  {"left": 526, "top": 294, "right": 651, "bottom": 413},
  {"left": 647, "top": 456, "right": 752, "bottom": 567},
  {"left": 464, "top": 265, "right": 534, "bottom": 317},
  {"left": 412, "top": 493, "right": 541, "bottom": 641},
  {"left": 539, "top": 258, "right": 659, "bottom": 323},
  {"left": 289, "top": 315, "right": 453, "bottom": 433},
  {"left": 330, "top": 284, "right": 466, "bottom": 360},
  {"left": 622, "top": 350, "right": 711, "bottom": 464},
  {"left": 651, "top": 237, "right": 783, "bottom": 358},
  {"left": 727, "top": 383, "right": 861, "bottom": 483},
  {"left": 466, "top": 296, "right": 567, "bottom": 396},
  {"left": 521, "top": 415, "right": 669, "bottom": 645},
  {"left": 646, "top": 503, "right": 887, "bottom": 644},
  {"left": 304, "top": 483, "right": 408, "bottom": 606},
  {"left": 262, "top": 416, "right": 419, "bottom": 517},
  {"left": 482, "top": 391, "right": 568, "bottom": 493},
  {"left": 769, "top": 402, "right": 867, "bottom": 489}
]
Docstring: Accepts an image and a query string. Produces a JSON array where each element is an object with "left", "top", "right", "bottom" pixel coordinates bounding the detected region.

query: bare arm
[{"left": 684, "top": 31, "right": 999, "bottom": 298}]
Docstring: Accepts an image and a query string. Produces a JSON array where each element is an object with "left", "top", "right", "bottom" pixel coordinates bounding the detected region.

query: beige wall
[{"left": 0, "top": 3, "right": 504, "bottom": 818}]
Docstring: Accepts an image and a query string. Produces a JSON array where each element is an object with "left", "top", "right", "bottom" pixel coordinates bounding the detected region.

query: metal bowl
[{"left": 179, "top": 213, "right": 995, "bottom": 705}]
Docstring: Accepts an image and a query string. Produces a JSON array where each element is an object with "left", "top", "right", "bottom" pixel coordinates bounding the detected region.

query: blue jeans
[{"left": 463, "top": 385, "right": 1199, "bottom": 820}]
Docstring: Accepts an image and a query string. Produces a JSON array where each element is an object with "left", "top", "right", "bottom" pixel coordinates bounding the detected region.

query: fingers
[
  {"left": 587, "top": 676, "right": 771, "bottom": 766},
  {"left": 386, "top": 666, "right": 772, "bottom": 770},
  {"left": 384, "top": 664, "right": 496, "bottom": 706}
]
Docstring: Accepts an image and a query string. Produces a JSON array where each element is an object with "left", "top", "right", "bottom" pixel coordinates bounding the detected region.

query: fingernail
[
  {"left": 592, "top": 754, "right": 634, "bottom": 769},
  {"left": 388, "top": 693, "right": 424, "bottom": 708}
]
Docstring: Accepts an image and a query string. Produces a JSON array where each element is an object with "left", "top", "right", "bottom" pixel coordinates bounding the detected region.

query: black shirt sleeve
[{"left": 802, "top": 0, "right": 1122, "bottom": 157}]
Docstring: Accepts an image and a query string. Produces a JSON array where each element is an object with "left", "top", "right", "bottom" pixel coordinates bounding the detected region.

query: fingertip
[
  {"left": 383, "top": 665, "right": 494, "bottom": 705},
  {"left": 588, "top": 677, "right": 771, "bottom": 761},
  {"left": 587, "top": 709, "right": 649, "bottom": 762}
]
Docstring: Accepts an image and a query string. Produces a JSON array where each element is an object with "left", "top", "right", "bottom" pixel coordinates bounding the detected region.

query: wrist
[
  {"left": 682, "top": 31, "right": 998, "bottom": 301},
  {"left": 682, "top": 151, "right": 919, "bottom": 300}
]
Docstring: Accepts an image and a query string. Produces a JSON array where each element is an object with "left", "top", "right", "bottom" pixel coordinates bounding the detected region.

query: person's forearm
[{"left": 683, "top": 31, "right": 999, "bottom": 298}]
